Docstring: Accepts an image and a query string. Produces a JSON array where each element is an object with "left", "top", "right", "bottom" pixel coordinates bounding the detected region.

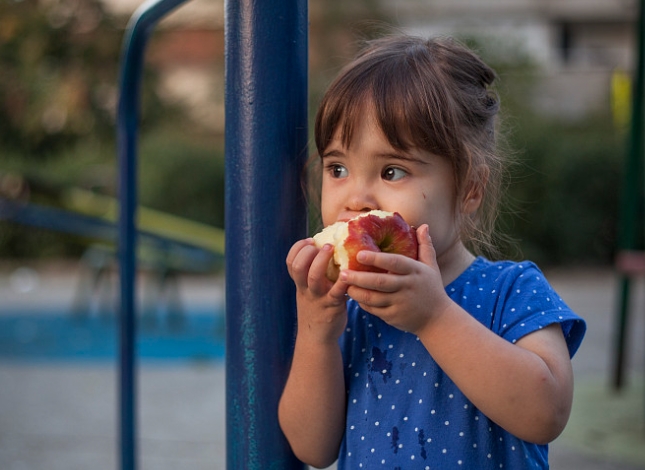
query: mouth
[{"left": 337, "top": 211, "right": 375, "bottom": 223}]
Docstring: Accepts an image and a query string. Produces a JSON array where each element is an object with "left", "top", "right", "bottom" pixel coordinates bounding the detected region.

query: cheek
[
  {"left": 320, "top": 189, "right": 337, "bottom": 227},
  {"left": 321, "top": 209, "right": 334, "bottom": 227},
  {"left": 407, "top": 196, "right": 457, "bottom": 233}
]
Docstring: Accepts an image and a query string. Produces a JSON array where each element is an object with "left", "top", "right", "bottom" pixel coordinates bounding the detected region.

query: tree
[{"left": 0, "top": 0, "right": 166, "bottom": 157}]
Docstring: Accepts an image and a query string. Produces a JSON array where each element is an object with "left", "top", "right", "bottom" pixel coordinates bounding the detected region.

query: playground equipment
[
  {"left": 117, "top": 1, "right": 191, "bottom": 469},
  {"left": 117, "top": 0, "right": 307, "bottom": 469},
  {"left": 0, "top": 193, "right": 220, "bottom": 320},
  {"left": 224, "top": 0, "right": 307, "bottom": 468},
  {"left": 614, "top": 0, "right": 645, "bottom": 392},
  {"left": 613, "top": 0, "right": 645, "bottom": 431},
  {"left": 0, "top": 185, "right": 223, "bottom": 264}
]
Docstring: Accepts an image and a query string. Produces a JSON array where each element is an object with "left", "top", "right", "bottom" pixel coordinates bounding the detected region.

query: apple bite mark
[{"left": 313, "top": 210, "right": 419, "bottom": 281}]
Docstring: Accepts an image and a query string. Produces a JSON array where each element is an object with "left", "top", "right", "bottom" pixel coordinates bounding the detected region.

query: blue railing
[
  {"left": 116, "top": 0, "right": 308, "bottom": 468},
  {"left": 117, "top": 1, "right": 192, "bottom": 469}
]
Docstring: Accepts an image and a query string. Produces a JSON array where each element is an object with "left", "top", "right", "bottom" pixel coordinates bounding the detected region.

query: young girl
[{"left": 279, "top": 34, "right": 586, "bottom": 470}]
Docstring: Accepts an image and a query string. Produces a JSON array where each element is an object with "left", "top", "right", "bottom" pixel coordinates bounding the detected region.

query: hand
[
  {"left": 338, "top": 224, "right": 453, "bottom": 335},
  {"left": 286, "top": 238, "right": 349, "bottom": 343}
]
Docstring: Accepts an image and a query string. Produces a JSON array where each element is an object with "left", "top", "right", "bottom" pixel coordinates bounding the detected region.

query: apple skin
[
  {"left": 313, "top": 210, "right": 418, "bottom": 281},
  {"left": 344, "top": 212, "right": 418, "bottom": 272}
]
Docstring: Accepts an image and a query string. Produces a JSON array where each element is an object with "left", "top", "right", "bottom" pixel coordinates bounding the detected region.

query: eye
[
  {"left": 382, "top": 166, "right": 407, "bottom": 181},
  {"left": 328, "top": 164, "right": 348, "bottom": 179}
]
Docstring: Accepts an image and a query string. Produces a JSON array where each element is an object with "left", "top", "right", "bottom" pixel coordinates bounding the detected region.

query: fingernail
[{"left": 339, "top": 271, "right": 348, "bottom": 281}]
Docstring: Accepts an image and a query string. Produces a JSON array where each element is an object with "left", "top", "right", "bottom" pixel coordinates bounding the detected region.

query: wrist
[
  {"left": 295, "top": 327, "right": 343, "bottom": 359},
  {"left": 412, "top": 293, "right": 456, "bottom": 338},
  {"left": 297, "top": 311, "right": 347, "bottom": 345}
]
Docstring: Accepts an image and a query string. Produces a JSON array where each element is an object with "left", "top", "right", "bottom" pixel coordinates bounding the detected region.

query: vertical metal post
[
  {"left": 614, "top": 0, "right": 645, "bottom": 390},
  {"left": 117, "top": 0, "right": 190, "bottom": 468},
  {"left": 224, "top": 0, "right": 308, "bottom": 467}
]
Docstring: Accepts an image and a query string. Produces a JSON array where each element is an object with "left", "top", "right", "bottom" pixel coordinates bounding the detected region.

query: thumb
[{"left": 416, "top": 224, "right": 437, "bottom": 266}]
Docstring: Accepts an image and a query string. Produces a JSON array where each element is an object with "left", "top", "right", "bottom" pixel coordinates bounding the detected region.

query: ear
[{"left": 462, "top": 165, "right": 489, "bottom": 215}]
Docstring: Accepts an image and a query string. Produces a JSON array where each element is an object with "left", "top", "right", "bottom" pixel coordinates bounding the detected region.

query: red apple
[{"left": 313, "top": 210, "right": 418, "bottom": 281}]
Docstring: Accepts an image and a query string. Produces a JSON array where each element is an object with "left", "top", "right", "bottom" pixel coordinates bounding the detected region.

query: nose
[{"left": 345, "top": 181, "right": 378, "bottom": 213}]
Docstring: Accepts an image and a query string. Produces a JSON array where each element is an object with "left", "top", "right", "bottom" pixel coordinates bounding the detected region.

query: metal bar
[
  {"left": 116, "top": 0, "right": 191, "bottom": 468},
  {"left": 0, "top": 197, "right": 220, "bottom": 270},
  {"left": 613, "top": 276, "right": 631, "bottom": 388},
  {"left": 640, "top": 0, "right": 645, "bottom": 426},
  {"left": 224, "top": 0, "right": 308, "bottom": 467},
  {"left": 613, "top": 0, "right": 645, "bottom": 391},
  {"left": 0, "top": 197, "right": 117, "bottom": 242}
]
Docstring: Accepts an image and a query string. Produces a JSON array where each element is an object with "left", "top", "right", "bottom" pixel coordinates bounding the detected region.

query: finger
[
  {"left": 286, "top": 238, "right": 315, "bottom": 271},
  {"left": 346, "top": 284, "right": 391, "bottom": 309},
  {"left": 340, "top": 269, "right": 399, "bottom": 293},
  {"left": 327, "top": 278, "right": 349, "bottom": 303},
  {"left": 355, "top": 250, "right": 415, "bottom": 275},
  {"left": 288, "top": 243, "right": 319, "bottom": 288},
  {"left": 416, "top": 224, "right": 437, "bottom": 266},
  {"left": 307, "top": 244, "right": 335, "bottom": 293}
]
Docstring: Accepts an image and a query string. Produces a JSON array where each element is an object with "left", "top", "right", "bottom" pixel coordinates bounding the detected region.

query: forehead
[
  {"left": 326, "top": 110, "right": 444, "bottom": 171},
  {"left": 327, "top": 101, "right": 385, "bottom": 146},
  {"left": 323, "top": 96, "right": 416, "bottom": 154}
]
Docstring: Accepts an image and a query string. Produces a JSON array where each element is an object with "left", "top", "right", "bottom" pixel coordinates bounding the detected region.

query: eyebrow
[
  {"left": 321, "top": 149, "right": 429, "bottom": 166},
  {"left": 375, "top": 152, "right": 430, "bottom": 165},
  {"left": 321, "top": 149, "right": 344, "bottom": 159}
]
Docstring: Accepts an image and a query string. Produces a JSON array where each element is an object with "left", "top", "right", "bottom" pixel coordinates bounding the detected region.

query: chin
[{"left": 313, "top": 210, "right": 418, "bottom": 281}]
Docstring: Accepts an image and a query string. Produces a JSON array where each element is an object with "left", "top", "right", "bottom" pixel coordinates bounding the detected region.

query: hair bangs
[
  {"left": 372, "top": 59, "right": 461, "bottom": 159},
  {"left": 314, "top": 66, "right": 373, "bottom": 155},
  {"left": 315, "top": 43, "right": 462, "bottom": 161}
]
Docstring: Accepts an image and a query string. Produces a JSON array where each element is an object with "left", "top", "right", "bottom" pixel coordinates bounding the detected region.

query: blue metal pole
[
  {"left": 224, "top": 0, "right": 308, "bottom": 467},
  {"left": 117, "top": 0, "right": 190, "bottom": 468}
]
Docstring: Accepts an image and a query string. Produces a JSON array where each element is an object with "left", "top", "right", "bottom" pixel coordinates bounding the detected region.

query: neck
[{"left": 436, "top": 240, "right": 476, "bottom": 287}]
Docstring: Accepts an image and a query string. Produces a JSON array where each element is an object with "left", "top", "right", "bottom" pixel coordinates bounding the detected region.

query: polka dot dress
[{"left": 337, "top": 257, "right": 586, "bottom": 470}]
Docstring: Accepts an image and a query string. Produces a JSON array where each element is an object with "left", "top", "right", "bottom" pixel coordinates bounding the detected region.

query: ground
[{"left": 0, "top": 261, "right": 643, "bottom": 469}]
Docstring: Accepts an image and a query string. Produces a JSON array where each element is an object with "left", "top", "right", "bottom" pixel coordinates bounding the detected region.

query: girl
[{"left": 279, "top": 34, "right": 586, "bottom": 470}]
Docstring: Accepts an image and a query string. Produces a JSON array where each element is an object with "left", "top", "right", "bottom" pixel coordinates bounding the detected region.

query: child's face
[{"left": 320, "top": 110, "right": 466, "bottom": 261}]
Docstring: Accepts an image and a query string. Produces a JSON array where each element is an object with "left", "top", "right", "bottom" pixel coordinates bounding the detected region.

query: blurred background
[
  {"left": 0, "top": 0, "right": 643, "bottom": 469},
  {"left": 0, "top": 0, "right": 635, "bottom": 266}
]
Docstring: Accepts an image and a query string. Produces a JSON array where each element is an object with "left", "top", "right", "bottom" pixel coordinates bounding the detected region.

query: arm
[
  {"left": 340, "top": 225, "right": 574, "bottom": 444},
  {"left": 279, "top": 326, "right": 346, "bottom": 467},
  {"left": 278, "top": 239, "right": 348, "bottom": 468},
  {"left": 416, "top": 306, "right": 573, "bottom": 444}
]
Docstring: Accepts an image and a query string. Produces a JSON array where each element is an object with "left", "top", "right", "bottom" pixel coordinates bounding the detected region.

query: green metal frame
[{"left": 614, "top": 0, "right": 645, "bottom": 400}]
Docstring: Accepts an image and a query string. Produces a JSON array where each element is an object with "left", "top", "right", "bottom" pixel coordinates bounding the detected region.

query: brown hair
[{"left": 313, "top": 34, "right": 507, "bottom": 257}]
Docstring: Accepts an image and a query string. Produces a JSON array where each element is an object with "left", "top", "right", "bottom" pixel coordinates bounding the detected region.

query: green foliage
[
  {"left": 0, "top": 140, "right": 115, "bottom": 258},
  {"left": 0, "top": 0, "right": 204, "bottom": 259},
  {"left": 0, "top": 129, "right": 225, "bottom": 258},
  {"left": 0, "top": 4, "right": 629, "bottom": 266},
  {"left": 0, "top": 0, "right": 169, "bottom": 157},
  {"left": 462, "top": 36, "right": 624, "bottom": 266},
  {"left": 501, "top": 114, "right": 623, "bottom": 266},
  {"left": 138, "top": 130, "right": 225, "bottom": 228}
]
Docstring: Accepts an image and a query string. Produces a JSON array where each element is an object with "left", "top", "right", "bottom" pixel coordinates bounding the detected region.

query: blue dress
[{"left": 337, "top": 257, "right": 586, "bottom": 469}]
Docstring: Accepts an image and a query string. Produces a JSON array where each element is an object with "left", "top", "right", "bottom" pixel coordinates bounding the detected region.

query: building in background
[
  {"left": 394, "top": 0, "right": 637, "bottom": 118},
  {"left": 104, "top": 0, "right": 637, "bottom": 129}
]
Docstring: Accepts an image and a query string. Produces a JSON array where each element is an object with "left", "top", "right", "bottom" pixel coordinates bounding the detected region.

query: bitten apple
[{"left": 313, "top": 210, "right": 418, "bottom": 281}]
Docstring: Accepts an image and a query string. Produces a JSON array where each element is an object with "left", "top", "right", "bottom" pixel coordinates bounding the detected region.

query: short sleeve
[{"left": 493, "top": 263, "right": 586, "bottom": 358}]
